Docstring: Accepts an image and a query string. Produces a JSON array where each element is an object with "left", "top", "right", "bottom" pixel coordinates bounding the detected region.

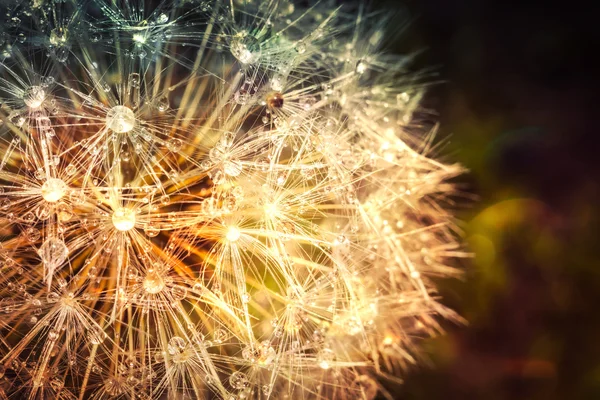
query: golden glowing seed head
[
  {"left": 226, "top": 226, "right": 241, "bottom": 242},
  {"left": 106, "top": 106, "right": 136, "bottom": 133},
  {"left": 143, "top": 270, "right": 165, "bottom": 294},
  {"left": 112, "top": 207, "right": 136, "bottom": 231},
  {"left": 41, "top": 178, "right": 67, "bottom": 203}
]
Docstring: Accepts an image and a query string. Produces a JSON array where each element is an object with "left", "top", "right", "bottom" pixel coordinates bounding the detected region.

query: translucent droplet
[
  {"left": 223, "top": 160, "right": 243, "bottom": 177},
  {"left": 230, "top": 33, "right": 261, "bottom": 64},
  {"left": 23, "top": 86, "right": 46, "bottom": 109},
  {"left": 213, "top": 328, "right": 226, "bottom": 343},
  {"left": 112, "top": 207, "right": 136, "bottom": 231},
  {"left": 24, "top": 227, "right": 41, "bottom": 242},
  {"left": 144, "top": 225, "right": 160, "bottom": 237},
  {"left": 91, "top": 32, "right": 102, "bottom": 42},
  {"left": 156, "top": 13, "right": 169, "bottom": 24},
  {"left": 171, "top": 286, "right": 187, "bottom": 300},
  {"left": 166, "top": 138, "right": 182, "bottom": 152},
  {"left": 128, "top": 73, "right": 141, "bottom": 88},
  {"left": 229, "top": 371, "right": 249, "bottom": 390},
  {"left": 294, "top": 40, "right": 306, "bottom": 54},
  {"left": 48, "top": 329, "right": 60, "bottom": 341},
  {"left": 106, "top": 106, "right": 136, "bottom": 133},
  {"left": 57, "top": 203, "right": 73, "bottom": 221},
  {"left": 53, "top": 46, "right": 69, "bottom": 63},
  {"left": 41, "top": 178, "right": 67, "bottom": 202},
  {"left": 262, "top": 385, "right": 272, "bottom": 395},
  {"left": 157, "top": 95, "right": 169, "bottom": 112},
  {"left": 355, "top": 59, "right": 367, "bottom": 75},
  {"left": 43, "top": 76, "right": 55, "bottom": 86},
  {"left": 160, "top": 195, "right": 170, "bottom": 205},
  {"left": 143, "top": 270, "right": 165, "bottom": 294},
  {"left": 270, "top": 73, "right": 286, "bottom": 91},
  {"left": 35, "top": 204, "right": 51, "bottom": 220},
  {"left": 120, "top": 150, "right": 131, "bottom": 162},
  {"left": 317, "top": 347, "right": 335, "bottom": 369},
  {"left": 22, "top": 212, "right": 35, "bottom": 224},
  {"left": 88, "top": 326, "right": 107, "bottom": 345},
  {"left": 167, "top": 336, "right": 186, "bottom": 355},
  {"left": 39, "top": 238, "right": 68, "bottom": 270}
]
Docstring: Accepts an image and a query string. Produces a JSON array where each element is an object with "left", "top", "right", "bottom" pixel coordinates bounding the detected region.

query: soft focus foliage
[{"left": 0, "top": 0, "right": 464, "bottom": 398}]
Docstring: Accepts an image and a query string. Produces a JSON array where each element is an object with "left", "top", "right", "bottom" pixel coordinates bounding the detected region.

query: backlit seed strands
[{"left": 0, "top": 0, "right": 465, "bottom": 399}]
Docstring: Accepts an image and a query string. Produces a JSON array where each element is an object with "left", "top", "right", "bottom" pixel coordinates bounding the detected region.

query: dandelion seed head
[{"left": 0, "top": 0, "right": 466, "bottom": 398}]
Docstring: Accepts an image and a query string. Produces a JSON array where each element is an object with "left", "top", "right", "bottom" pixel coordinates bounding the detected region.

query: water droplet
[
  {"left": 317, "top": 347, "right": 335, "bottom": 369},
  {"left": 52, "top": 46, "right": 69, "bottom": 63},
  {"left": 350, "top": 375, "right": 378, "bottom": 399},
  {"left": 143, "top": 270, "right": 165, "bottom": 294},
  {"left": 144, "top": 225, "right": 160, "bottom": 237},
  {"left": 355, "top": 59, "right": 367, "bottom": 75},
  {"left": 128, "top": 73, "right": 141, "bottom": 88},
  {"left": 106, "top": 106, "right": 136, "bottom": 133},
  {"left": 229, "top": 371, "right": 249, "bottom": 390},
  {"left": 23, "top": 86, "right": 46, "bottom": 109},
  {"left": 294, "top": 40, "right": 306, "bottom": 54},
  {"left": 213, "top": 328, "right": 226, "bottom": 343},
  {"left": 171, "top": 286, "right": 187, "bottom": 300},
  {"left": 41, "top": 178, "right": 67, "bottom": 202},
  {"left": 39, "top": 238, "right": 69, "bottom": 270},
  {"left": 230, "top": 33, "right": 261, "bottom": 64},
  {"left": 48, "top": 329, "right": 60, "bottom": 341},
  {"left": 57, "top": 202, "right": 73, "bottom": 221},
  {"left": 91, "top": 32, "right": 102, "bottom": 42},
  {"left": 156, "top": 13, "right": 169, "bottom": 24},
  {"left": 88, "top": 326, "right": 107, "bottom": 345},
  {"left": 35, "top": 203, "right": 51, "bottom": 220},
  {"left": 156, "top": 95, "right": 169, "bottom": 112},
  {"left": 167, "top": 336, "right": 186, "bottom": 355},
  {"left": 24, "top": 227, "right": 41, "bottom": 242},
  {"left": 112, "top": 207, "right": 136, "bottom": 231},
  {"left": 223, "top": 160, "right": 242, "bottom": 177},
  {"left": 166, "top": 138, "right": 182, "bottom": 152}
]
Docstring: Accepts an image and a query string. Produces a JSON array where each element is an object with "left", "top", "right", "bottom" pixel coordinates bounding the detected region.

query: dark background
[{"left": 372, "top": 0, "right": 599, "bottom": 399}]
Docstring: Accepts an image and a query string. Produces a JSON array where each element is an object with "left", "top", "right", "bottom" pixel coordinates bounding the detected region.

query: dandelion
[{"left": 0, "top": 0, "right": 466, "bottom": 399}]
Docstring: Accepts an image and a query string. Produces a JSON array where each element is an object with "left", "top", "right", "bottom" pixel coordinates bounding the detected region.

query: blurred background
[{"left": 372, "top": 0, "right": 598, "bottom": 398}]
